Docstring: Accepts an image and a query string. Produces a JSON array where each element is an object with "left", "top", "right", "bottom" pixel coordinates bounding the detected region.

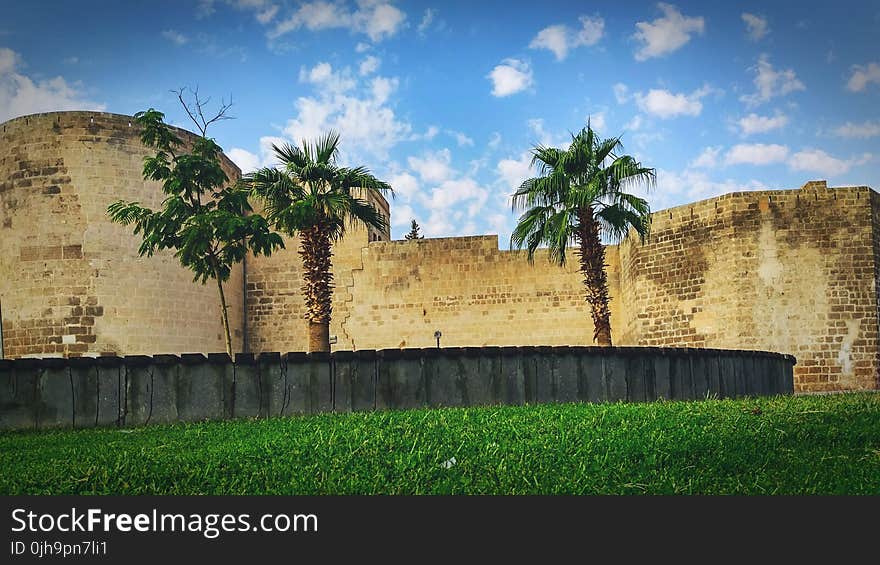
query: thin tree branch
[{"left": 171, "top": 86, "right": 235, "bottom": 136}]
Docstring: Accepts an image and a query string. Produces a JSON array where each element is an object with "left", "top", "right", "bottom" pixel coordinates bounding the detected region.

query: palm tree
[
  {"left": 242, "top": 132, "right": 391, "bottom": 352},
  {"left": 510, "top": 124, "right": 655, "bottom": 346}
]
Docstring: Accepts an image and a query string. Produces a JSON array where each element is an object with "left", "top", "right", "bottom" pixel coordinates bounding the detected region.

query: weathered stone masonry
[
  {"left": 0, "top": 112, "right": 245, "bottom": 357},
  {"left": 2, "top": 112, "right": 879, "bottom": 393},
  {"left": 618, "top": 181, "right": 879, "bottom": 392}
]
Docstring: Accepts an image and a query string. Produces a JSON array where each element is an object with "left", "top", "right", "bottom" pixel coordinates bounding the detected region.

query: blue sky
[{"left": 2, "top": 1, "right": 879, "bottom": 243}]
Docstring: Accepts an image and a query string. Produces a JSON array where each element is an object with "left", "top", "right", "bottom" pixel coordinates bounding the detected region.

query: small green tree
[
  {"left": 107, "top": 103, "right": 283, "bottom": 356},
  {"left": 404, "top": 219, "right": 424, "bottom": 240}
]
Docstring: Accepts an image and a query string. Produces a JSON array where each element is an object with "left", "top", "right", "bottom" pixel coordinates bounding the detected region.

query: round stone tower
[{"left": 0, "top": 111, "right": 244, "bottom": 357}]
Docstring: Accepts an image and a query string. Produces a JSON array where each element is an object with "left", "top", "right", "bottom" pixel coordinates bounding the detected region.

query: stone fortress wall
[
  {"left": 253, "top": 180, "right": 879, "bottom": 393},
  {"left": 617, "top": 182, "right": 879, "bottom": 392},
  {"left": 0, "top": 112, "right": 246, "bottom": 357},
  {"left": 2, "top": 112, "right": 878, "bottom": 393}
]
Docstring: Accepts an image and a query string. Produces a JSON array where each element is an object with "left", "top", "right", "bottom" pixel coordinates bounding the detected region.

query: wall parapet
[{"left": 0, "top": 347, "right": 796, "bottom": 430}]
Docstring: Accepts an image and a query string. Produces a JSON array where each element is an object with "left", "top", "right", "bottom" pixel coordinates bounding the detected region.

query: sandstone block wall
[
  {"left": 245, "top": 187, "right": 391, "bottom": 353},
  {"left": 0, "top": 112, "right": 244, "bottom": 357},
  {"left": 619, "top": 182, "right": 879, "bottom": 392},
  {"left": 340, "top": 235, "right": 621, "bottom": 350},
  {"left": 246, "top": 231, "right": 620, "bottom": 353},
  {"left": 245, "top": 225, "right": 374, "bottom": 353}
]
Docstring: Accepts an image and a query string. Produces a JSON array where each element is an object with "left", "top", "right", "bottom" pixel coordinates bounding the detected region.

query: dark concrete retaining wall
[{"left": 0, "top": 347, "right": 796, "bottom": 430}]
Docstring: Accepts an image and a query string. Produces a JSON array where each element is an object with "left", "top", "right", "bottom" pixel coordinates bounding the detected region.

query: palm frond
[
  {"left": 596, "top": 202, "right": 651, "bottom": 243},
  {"left": 241, "top": 132, "right": 390, "bottom": 240},
  {"left": 272, "top": 142, "right": 309, "bottom": 170},
  {"left": 312, "top": 130, "right": 341, "bottom": 164}
]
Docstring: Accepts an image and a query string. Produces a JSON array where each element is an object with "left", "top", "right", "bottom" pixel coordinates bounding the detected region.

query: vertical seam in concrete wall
[
  {"left": 68, "top": 366, "right": 75, "bottom": 428},
  {"left": 280, "top": 358, "right": 290, "bottom": 416},
  {"left": 94, "top": 365, "right": 100, "bottom": 427}
]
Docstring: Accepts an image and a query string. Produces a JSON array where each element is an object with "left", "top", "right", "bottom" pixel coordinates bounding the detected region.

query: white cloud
[
  {"left": 162, "top": 29, "right": 189, "bottom": 45},
  {"left": 624, "top": 115, "right": 643, "bottom": 131},
  {"left": 487, "top": 213, "right": 510, "bottom": 235},
  {"left": 359, "top": 55, "right": 380, "bottom": 76},
  {"left": 256, "top": 4, "right": 279, "bottom": 24},
  {"left": 355, "top": 42, "right": 371, "bottom": 53},
  {"left": 649, "top": 168, "right": 763, "bottom": 210},
  {"left": 575, "top": 15, "right": 605, "bottom": 48},
  {"left": 741, "top": 13, "right": 769, "bottom": 41},
  {"left": 227, "top": 135, "right": 289, "bottom": 173},
  {"left": 788, "top": 149, "right": 871, "bottom": 176},
  {"left": 356, "top": 1, "right": 407, "bottom": 42},
  {"left": 530, "top": 25, "right": 568, "bottom": 61},
  {"left": 613, "top": 82, "right": 630, "bottom": 104},
  {"left": 388, "top": 171, "right": 419, "bottom": 200},
  {"left": 527, "top": 118, "right": 568, "bottom": 147},
  {"left": 740, "top": 55, "right": 805, "bottom": 107},
  {"left": 496, "top": 152, "right": 533, "bottom": 196},
  {"left": 487, "top": 58, "right": 533, "bottom": 97},
  {"left": 270, "top": 1, "right": 349, "bottom": 36},
  {"left": 689, "top": 146, "right": 722, "bottom": 168},
  {"left": 197, "top": 0, "right": 279, "bottom": 23},
  {"left": 197, "top": 0, "right": 216, "bottom": 17},
  {"left": 488, "top": 132, "right": 502, "bottom": 149},
  {"left": 633, "top": 3, "right": 704, "bottom": 61},
  {"left": 386, "top": 148, "right": 495, "bottom": 238},
  {"left": 408, "top": 149, "right": 454, "bottom": 184},
  {"left": 737, "top": 112, "right": 788, "bottom": 136},
  {"left": 833, "top": 121, "right": 880, "bottom": 139},
  {"left": 587, "top": 111, "right": 606, "bottom": 133},
  {"left": 0, "top": 48, "right": 17, "bottom": 75},
  {"left": 632, "top": 131, "right": 664, "bottom": 149},
  {"left": 846, "top": 62, "right": 880, "bottom": 92},
  {"left": 423, "top": 211, "right": 456, "bottom": 237},
  {"left": 417, "top": 8, "right": 435, "bottom": 35},
  {"left": 529, "top": 15, "right": 604, "bottom": 61},
  {"left": 447, "top": 130, "right": 474, "bottom": 147},
  {"left": 270, "top": 1, "right": 406, "bottom": 42},
  {"left": 227, "top": 148, "right": 261, "bottom": 173},
  {"left": 420, "top": 177, "right": 488, "bottom": 216},
  {"left": 390, "top": 203, "right": 416, "bottom": 228},
  {"left": 283, "top": 61, "right": 410, "bottom": 161},
  {"left": 165, "top": 31, "right": 247, "bottom": 61},
  {"left": 724, "top": 143, "right": 789, "bottom": 166},
  {"left": 634, "top": 85, "right": 712, "bottom": 119},
  {"left": 0, "top": 47, "right": 105, "bottom": 123},
  {"left": 467, "top": 157, "right": 487, "bottom": 177},
  {"left": 370, "top": 76, "right": 396, "bottom": 105},
  {"left": 299, "top": 61, "right": 356, "bottom": 93}
]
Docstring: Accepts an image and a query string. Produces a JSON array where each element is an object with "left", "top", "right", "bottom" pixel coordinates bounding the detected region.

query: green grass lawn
[{"left": 1, "top": 393, "right": 878, "bottom": 495}]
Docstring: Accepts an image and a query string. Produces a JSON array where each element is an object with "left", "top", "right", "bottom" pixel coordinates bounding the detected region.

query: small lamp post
[{"left": 434, "top": 330, "right": 442, "bottom": 348}]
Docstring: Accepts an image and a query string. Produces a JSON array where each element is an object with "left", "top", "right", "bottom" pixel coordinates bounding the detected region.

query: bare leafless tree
[{"left": 171, "top": 86, "right": 234, "bottom": 136}]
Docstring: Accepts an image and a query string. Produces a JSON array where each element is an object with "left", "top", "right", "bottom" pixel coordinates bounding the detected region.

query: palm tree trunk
[
  {"left": 576, "top": 207, "right": 613, "bottom": 346},
  {"left": 300, "top": 224, "right": 334, "bottom": 353},
  {"left": 212, "top": 263, "right": 234, "bottom": 357}
]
